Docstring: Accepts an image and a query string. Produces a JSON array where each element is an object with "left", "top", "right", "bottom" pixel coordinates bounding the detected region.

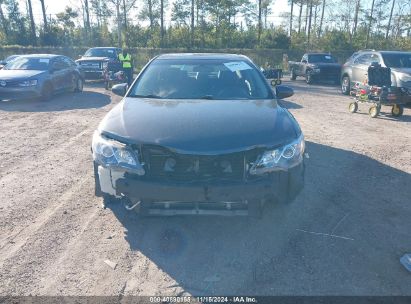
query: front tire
[
  {"left": 74, "top": 77, "right": 84, "bottom": 93},
  {"left": 306, "top": 71, "right": 313, "bottom": 84},
  {"left": 341, "top": 76, "right": 350, "bottom": 95},
  {"left": 290, "top": 69, "right": 297, "bottom": 81}
]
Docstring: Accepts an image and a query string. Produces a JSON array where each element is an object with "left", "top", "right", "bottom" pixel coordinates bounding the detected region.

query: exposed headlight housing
[
  {"left": 102, "top": 61, "right": 109, "bottom": 69},
  {"left": 18, "top": 79, "right": 38, "bottom": 87},
  {"left": 250, "top": 134, "right": 305, "bottom": 175},
  {"left": 92, "top": 131, "right": 145, "bottom": 175}
]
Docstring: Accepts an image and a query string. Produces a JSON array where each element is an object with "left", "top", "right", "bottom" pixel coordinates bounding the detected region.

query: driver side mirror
[
  {"left": 112, "top": 83, "right": 128, "bottom": 97},
  {"left": 276, "top": 85, "right": 294, "bottom": 99}
]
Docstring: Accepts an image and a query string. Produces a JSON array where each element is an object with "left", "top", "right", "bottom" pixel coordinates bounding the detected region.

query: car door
[
  {"left": 61, "top": 56, "right": 77, "bottom": 89},
  {"left": 49, "top": 58, "right": 68, "bottom": 91},
  {"left": 352, "top": 53, "right": 373, "bottom": 83}
]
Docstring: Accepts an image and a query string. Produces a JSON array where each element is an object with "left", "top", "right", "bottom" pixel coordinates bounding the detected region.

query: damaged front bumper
[{"left": 94, "top": 161, "right": 305, "bottom": 216}]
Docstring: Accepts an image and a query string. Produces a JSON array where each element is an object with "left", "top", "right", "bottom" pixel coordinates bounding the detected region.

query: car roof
[
  {"left": 306, "top": 53, "right": 333, "bottom": 55},
  {"left": 156, "top": 53, "right": 251, "bottom": 61},
  {"left": 17, "top": 54, "right": 61, "bottom": 59},
  {"left": 378, "top": 51, "right": 411, "bottom": 55}
]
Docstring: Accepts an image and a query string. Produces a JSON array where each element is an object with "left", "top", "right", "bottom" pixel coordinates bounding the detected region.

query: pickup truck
[
  {"left": 76, "top": 47, "right": 122, "bottom": 80},
  {"left": 289, "top": 53, "right": 341, "bottom": 84}
]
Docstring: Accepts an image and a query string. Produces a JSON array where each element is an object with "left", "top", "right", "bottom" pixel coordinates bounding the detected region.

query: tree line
[{"left": 0, "top": 0, "right": 410, "bottom": 51}]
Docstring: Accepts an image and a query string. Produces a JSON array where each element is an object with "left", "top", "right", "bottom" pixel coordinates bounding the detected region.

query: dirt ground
[{"left": 0, "top": 79, "right": 410, "bottom": 296}]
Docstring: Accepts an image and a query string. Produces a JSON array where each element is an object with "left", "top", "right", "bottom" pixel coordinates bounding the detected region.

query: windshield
[
  {"left": 5, "top": 55, "right": 19, "bottom": 62},
  {"left": 130, "top": 59, "right": 272, "bottom": 100},
  {"left": 84, "top": 48, "right": 117, "bottom": 58},
  {"left": 4, "top": 57, "right": 50, "bottom": 70},
  {"left": 381, "top": 53, "right": 411, "bottom": 68},
  {"left": 308, "top": 54, "right": 337, "bottom": 63}
]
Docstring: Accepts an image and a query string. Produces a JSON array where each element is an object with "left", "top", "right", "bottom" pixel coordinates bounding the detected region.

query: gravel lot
[{"left": 0, "top": 79, "right": 410, "bottom": 296}]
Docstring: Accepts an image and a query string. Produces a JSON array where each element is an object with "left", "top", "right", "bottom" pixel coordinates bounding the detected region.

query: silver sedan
[{"left": 0, "top": 54, "right": 84, "bottom": 101}]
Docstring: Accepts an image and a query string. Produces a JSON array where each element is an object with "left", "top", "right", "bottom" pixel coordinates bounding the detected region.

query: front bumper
[
  {"left": 94, "top": 161, "right": 305, "bottom": 215},
  {"left": 0, "top": 86, "right": 42, "bottom": 101},
  {"left": 82, "top": 70, "right": 104, "bottom": 79}
]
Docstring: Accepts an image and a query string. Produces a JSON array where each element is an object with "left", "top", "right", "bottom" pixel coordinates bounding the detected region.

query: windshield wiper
[{"left": 130, "top": 94, "right": 163, "bottom": 99}]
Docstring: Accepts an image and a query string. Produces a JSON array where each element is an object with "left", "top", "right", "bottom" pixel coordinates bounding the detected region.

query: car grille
[
  {"left": 0, "top": 80, "right": 20, "bottom": 87},
  {"left": 140, "top": 145, "right": 253, "bottom": 182},
  {"left": 80, "top": 61, "right": 101, "bottom": 70}
]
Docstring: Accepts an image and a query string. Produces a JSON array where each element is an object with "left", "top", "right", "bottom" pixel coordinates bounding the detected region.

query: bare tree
[
  {"left": 83, "top": 0, "right": 90, "bottom": 30},
  {"left": 352, "top": 0, "right": 360, "bottom": 37},
  {"left": 0, "top": 0, "right": 8, "bottom": 36},
  {"left": 258, "top": 0, "right": 262, "bottom": 43},
  {"left": 160, "top": 0, "right": 164, "bottom": 45},
  {"left": 191, "top": 0, "right": 194, "bottom": 47},
  {"left": 365, "top": 0, "right": 375, "bottom": 47},
  {"left": 307, "top": 0, "right": 313, "bottom": 44},
  {"left": 297, "top": 0, "right": 303, "bottom": 33},
  {"left": 385, "top": 0, "right": 395, "bottom": 39},
  {"left": 108, "top": 0, "right": 122, "bottom": 46},
  {"left": 289, "top": 0, "right": 294, "bottom": 35},
  {"left": 39, "top": 0, "right": 48, "bottom": 30},
  {"left": 27, "top": 0, "right": 36, "bottom": 44},
  {"left": 318, "top": 0, "right": 325, "bottom": 37}
]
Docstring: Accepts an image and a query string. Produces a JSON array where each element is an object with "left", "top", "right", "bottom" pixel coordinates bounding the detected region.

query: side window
[
  {"left": 355, "top": 54, "right": 371, "bottom": 65},
  {"left": 370, "top": 54, "right": 381, "bottom": 64},
  {"left": 63, "top": 57, "right": 75, "bottom": 67}
]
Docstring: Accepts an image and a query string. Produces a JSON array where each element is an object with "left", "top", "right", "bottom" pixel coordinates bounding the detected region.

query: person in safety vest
[{"left": 118, "top": 49, "right": 133, "bottom": 85}]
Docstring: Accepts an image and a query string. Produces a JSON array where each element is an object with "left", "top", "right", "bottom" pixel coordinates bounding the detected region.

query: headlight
[
  {"left": 102, "top": 61, "right": 109, "bottom": 69},
  {"left": 92, "top": 131, "right": 145, "bottom": 175},
  {"left": 399, "top": 74, "right": 411, "bottom": 82},
  {"left": 250, "top": 134, "right": 305, "bottom": 175},
  {"left": 313, "top": 68, "right": 321, "bottom": 73},
  {"left": 18, "top": 79, "right": 38, "bottom": 87}
]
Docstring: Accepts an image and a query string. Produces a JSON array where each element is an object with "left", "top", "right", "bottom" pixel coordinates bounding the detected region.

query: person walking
[{"left": 118, "top": 49, "right": 133, "bottom": 86}]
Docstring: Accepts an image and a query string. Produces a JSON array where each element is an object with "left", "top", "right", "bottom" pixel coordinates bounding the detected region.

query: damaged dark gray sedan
[{"left": 92, "top": 54, "right": 305, "bottom": 217}]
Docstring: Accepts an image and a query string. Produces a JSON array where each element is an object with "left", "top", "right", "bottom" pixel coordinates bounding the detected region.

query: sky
[{"left": 18, "top": 0, "right": 291, "bottom": 27}]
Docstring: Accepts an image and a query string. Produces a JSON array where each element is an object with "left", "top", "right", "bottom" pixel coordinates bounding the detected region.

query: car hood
[
  {"left": 77, "top": 56, "right": 111, "bottom": 62},
  {"left": 99, "top": 98, "right": 300, "bottom": 154},
  {"left": 0, "top": 69, "right": 46, "bottom": 80}
]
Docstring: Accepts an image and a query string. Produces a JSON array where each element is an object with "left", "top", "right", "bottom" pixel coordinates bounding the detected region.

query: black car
[
  {"left": 76, "top": 47, "right": 122, "bottom": 80},
  {"left": 289, "top": 53, "right": 341, "bottom": 84},
  {"left": 92, "top": 53, "right": 305, "bottom": 217}
]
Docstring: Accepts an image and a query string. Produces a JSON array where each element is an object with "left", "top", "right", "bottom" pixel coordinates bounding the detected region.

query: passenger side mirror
[
  {"left": 276, "top": 85, "right": 294, "bottom": 99},
  {"left": 302, "top": 60, "right": 307, "bottom": 64},
  {"left": 112, "top": 83, "right": 128, "bottom": 97}
]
